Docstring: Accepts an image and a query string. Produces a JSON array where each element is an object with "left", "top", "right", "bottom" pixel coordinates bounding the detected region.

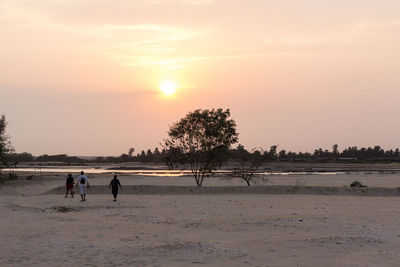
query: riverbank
[
  {"left": 2, "top": 173, "right": 400, "bottom": 266},
  {"left": 45, "top": 184, "right": 400, "bottom": 197}
]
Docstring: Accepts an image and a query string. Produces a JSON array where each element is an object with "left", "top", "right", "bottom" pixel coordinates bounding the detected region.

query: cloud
[
  {"left": 5, "top": 0, "right": 399, "bottom": 73},
  {"left": 134, "top": 55, "right": 241, "bottom": 66},
  {"left": 0, "top": 1, "right": 212, "bottom": 68},
  {"left": 0, "top": 0, "right": 214, "bottom": 67}
]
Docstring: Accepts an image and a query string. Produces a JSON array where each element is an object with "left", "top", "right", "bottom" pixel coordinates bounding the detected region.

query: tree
[
  {"left": 278, "top": 150, "right": 287, "bottom": 160},
  {"left": 146, "top": 149, "right": 154, "bottom": 162},
  {"left": 264, "top": 145, "right": 278, "bottom": 161},
  {"left": 332, "top": 144, "right": 339, "bottom": 157},
  {"left": 153, "top": 147, "right": 162, "bottom": 162},
  {"left": 231, "top": 144, "right": 251, "bottom": 161},
  {"left": 119, "top": 153, "right": 130, "bottom": 162},
  {"left": 164, "top": 108, "right": 238, "bottom": 186},
  {"left": 137, "top": 150, "right": 146, "bottom": 162},
  {"left": 128, "top": 147, "right": 135, "bottom": 158},
  {"left": 161, "top": 145, "right": 184, "bottom": 170},
  {"left": 232, "top": 147, "right": 268, "bottom": 186},
  {"left": 0, "top": 115, "right": 14, "bottom": 174}
]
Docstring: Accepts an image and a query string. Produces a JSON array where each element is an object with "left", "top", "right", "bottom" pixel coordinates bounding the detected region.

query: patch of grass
[{"left": 350, "top": 180, "right": 367, "bottom": 187}]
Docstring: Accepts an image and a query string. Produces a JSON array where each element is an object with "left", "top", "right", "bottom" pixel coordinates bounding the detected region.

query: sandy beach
[
  {"left": 1, "top": 173, "right": 400, "bottom": 266},
  {"left": 3, "top": 0, "right": 400, "bottom": 265}
]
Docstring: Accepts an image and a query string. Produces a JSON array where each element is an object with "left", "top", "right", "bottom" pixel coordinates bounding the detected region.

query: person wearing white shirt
[{"left": 76, "top": 171, "right": 89, "bottom": 202}]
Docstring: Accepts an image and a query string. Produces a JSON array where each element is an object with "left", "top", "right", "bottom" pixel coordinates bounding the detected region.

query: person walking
[
  {"left": 76, "top": 171, "right": 89, "bottom": 202},
  {"left": 65, "top": 173, "right": 74, "bottom": 198},
  {"left": 109, "top": 175, "right": 122, "bottom": 201}
]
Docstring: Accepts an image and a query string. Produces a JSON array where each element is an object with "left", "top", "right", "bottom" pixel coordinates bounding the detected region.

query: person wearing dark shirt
[
  {"left": 65, "top": 173, "right": 74, "bottom": 198},
  {"left": 109, "top": 175, "right": 122, "bottom": 201}
]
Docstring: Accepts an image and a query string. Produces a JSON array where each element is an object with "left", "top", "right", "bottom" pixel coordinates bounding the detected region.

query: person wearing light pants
[{"left": 76, "top": 171, "right": 89, "bottom": 202}]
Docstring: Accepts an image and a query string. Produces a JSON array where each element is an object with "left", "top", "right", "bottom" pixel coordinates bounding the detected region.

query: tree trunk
[{"left": 197, "top": 174, "right": 204, "bottom": 187}]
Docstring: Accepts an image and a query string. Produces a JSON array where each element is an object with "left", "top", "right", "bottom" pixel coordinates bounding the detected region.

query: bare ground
[{"left": 1, "top": 173, "right": 400, "bottom": 266}]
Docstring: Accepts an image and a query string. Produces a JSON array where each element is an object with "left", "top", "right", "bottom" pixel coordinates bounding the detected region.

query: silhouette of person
[
  {"left": 65, "top": 173, "right": 74, "bottom": 198},
  {"left": 109, "top": 175, "right": 122, "bottom": 201}
]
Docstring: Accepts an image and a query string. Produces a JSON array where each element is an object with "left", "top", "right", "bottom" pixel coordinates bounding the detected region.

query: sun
[{"left": 159, "top": 80, "right": 178, "bottom": 96}]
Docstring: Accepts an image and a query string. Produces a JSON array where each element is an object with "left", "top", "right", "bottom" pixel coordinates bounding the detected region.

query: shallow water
[
  {"left": 4, "top": 167, "right": 343, "bottom": 177},
  {"left": 4, "top": 167, "right": 188, "bottom": 176}
]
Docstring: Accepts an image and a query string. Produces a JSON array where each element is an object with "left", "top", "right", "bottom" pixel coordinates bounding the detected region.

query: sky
[{"left": 1, "top": 0, "right": 400, "bottom": 156}]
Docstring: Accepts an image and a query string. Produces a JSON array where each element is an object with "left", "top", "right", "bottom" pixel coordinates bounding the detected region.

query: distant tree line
[
  {"left": 8, "top": 153, "right": 88, "bottom": 164},
  {"left": 3, "top": 110, "right": 400, "bottom": 167},
  {"left": 4, "top": 108, "right": 400, "bottom": 187},
  {"left": 8, "top": 144, "right": 400, "bottom": 165},
  {"left": 110, "top": 144, "right": 400, "bottom": 164}
]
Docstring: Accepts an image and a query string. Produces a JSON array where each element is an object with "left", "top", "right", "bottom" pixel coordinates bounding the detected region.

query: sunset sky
[{"left": 1, "top": 0, "right": 400, "bottom": 156}]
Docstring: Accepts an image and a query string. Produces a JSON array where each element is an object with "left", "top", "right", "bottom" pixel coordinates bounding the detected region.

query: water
[
  {"left": 3, "top": 167, "right": 343, "bottom": 177},
  {"left": 3, "top": 167, "right": 189, "bottom": 176},
  {"left": 4, "top": 167, "right": 400, "bottom": 187}
]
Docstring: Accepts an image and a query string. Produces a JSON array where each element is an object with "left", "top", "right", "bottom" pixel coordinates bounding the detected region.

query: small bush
[
  {"left": 350, "top": 181, "right": 366, "bottom": 187},
  {"left": 0, "top": 173, "right": 18, "bottom": 183},
  {"left": 8, "top": 173, "right": 17, "bottom": 180}
]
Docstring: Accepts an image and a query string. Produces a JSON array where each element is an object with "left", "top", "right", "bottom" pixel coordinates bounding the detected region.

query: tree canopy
[
  {"left": 0, "top": 115, "right": 14, "bottom": 168},
  {"left": 164, "top": 108, "right": 238, "bottom": 186}
]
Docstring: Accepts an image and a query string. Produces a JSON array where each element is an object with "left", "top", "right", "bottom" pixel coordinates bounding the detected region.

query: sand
[{"left": 1, "top": 173, "right": 400, "bottom": 266}]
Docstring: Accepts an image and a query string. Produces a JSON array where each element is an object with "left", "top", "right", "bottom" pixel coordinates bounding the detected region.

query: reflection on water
[
  {"left": 3, "top": 167, "right": 343, "bottom": 177},
  {"left": 4, "top": 167, "right": 189, "bottom": 176}
]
